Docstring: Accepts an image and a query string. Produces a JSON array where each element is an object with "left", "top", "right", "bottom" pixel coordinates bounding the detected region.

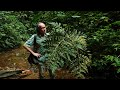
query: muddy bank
[{"left": 0, "top": 46, "right": 75, "bottom": 79}]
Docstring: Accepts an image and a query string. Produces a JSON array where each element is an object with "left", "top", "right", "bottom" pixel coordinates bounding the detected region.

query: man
[
  {"left": 24, "top": 22, "right": 46, "bottom": 58},
  {"left": 23, "top": 22, "right": 53, "bottom": 79}
]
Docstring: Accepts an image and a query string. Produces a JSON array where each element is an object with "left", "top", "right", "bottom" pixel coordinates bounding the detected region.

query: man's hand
[{"left": 33, "top": 53, "right": 41, "bottom": 58}]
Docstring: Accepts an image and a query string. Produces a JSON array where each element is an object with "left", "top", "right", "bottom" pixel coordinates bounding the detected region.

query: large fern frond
[{"left": 45, "top": 22, "right": 91, "bottom": 78}]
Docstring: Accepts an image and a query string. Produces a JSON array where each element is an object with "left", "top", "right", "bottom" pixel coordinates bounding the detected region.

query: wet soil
[{"left": 0, "top": 46, "right": 75, "bottom": 79}]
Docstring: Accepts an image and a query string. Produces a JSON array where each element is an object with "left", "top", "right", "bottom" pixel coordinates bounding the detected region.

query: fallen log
[{"left": 0, "top": 69, "right": 23, "bottom": 78}]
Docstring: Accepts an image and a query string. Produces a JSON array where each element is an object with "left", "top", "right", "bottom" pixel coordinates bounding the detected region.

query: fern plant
[
  {"left": 104, "top": 55, "right": 120, "bottom": 74},
  {"left": 45, "top": 22, "right": 91, "bottom": 79}
]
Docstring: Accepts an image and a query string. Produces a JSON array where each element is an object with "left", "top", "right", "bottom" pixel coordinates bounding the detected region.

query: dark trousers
[
  {"left": 28, "top": 55, "right": 54, "bottom": 79},
  {"left": 37, "top": 63, "right": 55, "bottom": 79}
]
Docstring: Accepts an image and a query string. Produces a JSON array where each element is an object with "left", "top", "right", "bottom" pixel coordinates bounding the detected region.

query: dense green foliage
[
  {"left": 1, "top": 11, "right": 120, "bottom": 79},
  {"left": 45, "top": 22, "right": 91, "bottom": 78},
  {"left": 0, "top": 11, "right": 27, "bottom": 51}
]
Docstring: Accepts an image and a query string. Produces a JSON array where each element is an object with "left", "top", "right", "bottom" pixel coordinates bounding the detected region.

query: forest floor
[{"left": 0, "top": 46, "right": 75, "bottom": 79}]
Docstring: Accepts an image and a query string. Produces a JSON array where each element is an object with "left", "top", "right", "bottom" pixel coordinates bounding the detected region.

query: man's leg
[
  {"left": 37, "top": 63, "right": 44, "bottom": 79},
  {"left": 48, "top": 68, "right": 55, "bottom": 79}
]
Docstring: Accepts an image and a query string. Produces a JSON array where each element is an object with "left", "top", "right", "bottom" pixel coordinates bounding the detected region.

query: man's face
[{"left": 38, "top": 23, "right": 46, "bottom": 35}]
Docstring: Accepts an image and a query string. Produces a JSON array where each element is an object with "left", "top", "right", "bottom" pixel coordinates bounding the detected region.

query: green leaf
[{"left": 117, "top": 68, "right": 120, "bottom": 73}]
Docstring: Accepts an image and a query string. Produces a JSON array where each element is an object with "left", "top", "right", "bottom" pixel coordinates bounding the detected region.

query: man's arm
[
  {"left": 23, "top": 45, "right": 41, "bottom": 58},
  {"left": 23, "top": 34, "right": 41, "bottom": 58}
]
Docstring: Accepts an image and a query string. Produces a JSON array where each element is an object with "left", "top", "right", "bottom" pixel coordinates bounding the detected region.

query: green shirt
[{"left": 24, "top": 33, "right": 49, "bottom": 62}]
